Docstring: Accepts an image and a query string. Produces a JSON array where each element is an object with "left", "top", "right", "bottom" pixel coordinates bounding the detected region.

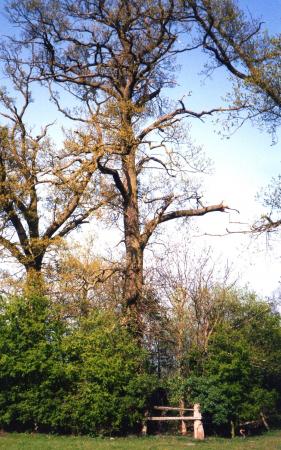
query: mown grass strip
[{"left": 0, "top": 431, "right": 281, "bottom": 450}]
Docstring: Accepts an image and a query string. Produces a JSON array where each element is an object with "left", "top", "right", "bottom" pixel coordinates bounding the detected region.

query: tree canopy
[{"left": 2, "top": 0, "right": 280, "bottom": 318}]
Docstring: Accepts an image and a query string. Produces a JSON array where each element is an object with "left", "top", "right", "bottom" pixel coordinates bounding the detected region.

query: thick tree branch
[
  {"left": 56, "top": 198, "right": 111, "bottom": 238},
  {"left": 44, "top": 184, "right": 90, "bottom": 239},
  {"left": 97, "top": 159, "right": 128, "bottom": 200},
  {"left": 141, "top": 201, "right": 229, "bottom": 248},
  {"left": 4, "top": 203, "right": 31, "bottom": 257},
  {"left": 159, "top": 202, "right": 229, "bottom": 222},
  {"left": 141, "top": 195, "right": 174, "bottom": 247},
  {"left": 0, "top": 236, "right": 26, "bottom": 264},
  {"left": 251, "top": 216, "right": 281, "bottom": 234}
]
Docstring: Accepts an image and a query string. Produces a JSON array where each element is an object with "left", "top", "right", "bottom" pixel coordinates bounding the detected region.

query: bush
[
  {"left": 60, "top": 311, "right": 155, "bottom": 435},
  {"left": 184, "top": 326, "right": 280, "bottom": 432},
  {"left": 0, "top": 295, "right": 155, "bottom": 435},
  {"left": 0, "top": 294, "right": 67, "bottom": 431}
]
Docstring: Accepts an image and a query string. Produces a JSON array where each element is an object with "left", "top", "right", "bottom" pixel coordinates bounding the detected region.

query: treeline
[{"left": 1, "top": 265, "right": 281, "bottom": 436}]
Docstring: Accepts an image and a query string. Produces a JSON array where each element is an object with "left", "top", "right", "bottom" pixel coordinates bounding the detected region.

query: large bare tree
[{"left": 5, "top": 0, "right": 280, "bottom": 316}]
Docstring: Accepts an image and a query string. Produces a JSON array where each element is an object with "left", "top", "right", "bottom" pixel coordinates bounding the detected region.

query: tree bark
[
  {"left": 24, "top": 258, "right": 45, "bottom": 296},
  {"left": 122, "top": 152, "right": 144, "bottom": 313}
]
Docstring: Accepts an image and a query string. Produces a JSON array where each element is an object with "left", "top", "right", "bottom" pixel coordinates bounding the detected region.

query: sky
[
  {"left": 0, "top": 1, "right": 280, "bottom": 297},
  {"left": 168, "top": 0, "right": 281, "bottom": 296}
]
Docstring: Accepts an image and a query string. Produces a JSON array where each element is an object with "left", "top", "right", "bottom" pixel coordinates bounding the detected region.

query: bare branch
[
  {"left": 136, "top": 156, "right": 175, "bottom": 176},
  {"left": 138, "top": 103, "right": 244, "bottom": 141}
]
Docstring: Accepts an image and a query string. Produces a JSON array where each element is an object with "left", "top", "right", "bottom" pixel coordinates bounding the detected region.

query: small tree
[
  {"left": 44, "top": 239, "right": 122, "bottom": 319},
  {"left": 0, "top": 57, "right": 107, "bottom": 291},
  {"left": 185, "top": 291, "right": 281, "bottom": 434},
  {"left": 152, "top": 247, "right": 235, "bottom": 374}
]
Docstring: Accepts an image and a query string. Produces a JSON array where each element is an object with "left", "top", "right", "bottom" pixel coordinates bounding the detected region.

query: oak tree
[{"left": 5, "top": 0, "right": 280, "bottom": 317}]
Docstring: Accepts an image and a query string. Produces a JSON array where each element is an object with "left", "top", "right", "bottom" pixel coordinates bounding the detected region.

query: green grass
[{"left": 0, "top": 431, "right": 281, "bottom": 450}]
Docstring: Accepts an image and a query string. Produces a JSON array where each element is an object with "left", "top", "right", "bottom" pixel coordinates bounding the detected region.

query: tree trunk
[
  {"left": 24, "top": 257, "right": 45, "bottom": 296},
  {"left": 123, "top": 192, "right": 143, "bottom": 309},
  {"left": 260, "top": 412, "right": 270, "bottom": 431},
  {"left": 122, "top": 152, "right": 144, "bottom": 321}
]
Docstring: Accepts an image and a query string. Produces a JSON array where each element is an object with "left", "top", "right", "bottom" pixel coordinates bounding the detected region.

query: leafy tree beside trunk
[
  {"left": 167, "top": 290, "right": 281, "bottom": 434},
  {"left": 0, "top": 58, "right": 108, "bottom": 292}
]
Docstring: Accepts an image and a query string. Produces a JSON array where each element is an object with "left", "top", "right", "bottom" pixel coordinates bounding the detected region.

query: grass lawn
[{"left": 0, "top": 431, "right": 281, "bottom": 450}]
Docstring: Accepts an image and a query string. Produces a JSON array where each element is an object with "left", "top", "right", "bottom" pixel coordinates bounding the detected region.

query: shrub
[{"left": 0, "top": 296, "right": 155, "bottom": 435}]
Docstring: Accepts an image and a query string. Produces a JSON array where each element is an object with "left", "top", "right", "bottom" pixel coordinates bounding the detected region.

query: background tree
[
  {"left": 183, "top": 291, "right": 281, "bottom": 435},
  {"left": 150, "top": 247, "right": 235, "bottom": 374},
  {"left": 44, "top": 239, "right": 123, "bottom": 319},
  {"left": 185, "top": 0, "right": 281, "bottom": 238},
  {"left": 0, "top": 56, "right": 109, "bottom": 290}
]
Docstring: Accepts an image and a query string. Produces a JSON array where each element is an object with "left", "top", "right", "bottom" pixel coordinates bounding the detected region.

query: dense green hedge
[
  {"left": 0, "top": 295, "right": 155, "bottom": 435},
  {"left": 1, "top": 292, "right": 281, "bottom": 437}
]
